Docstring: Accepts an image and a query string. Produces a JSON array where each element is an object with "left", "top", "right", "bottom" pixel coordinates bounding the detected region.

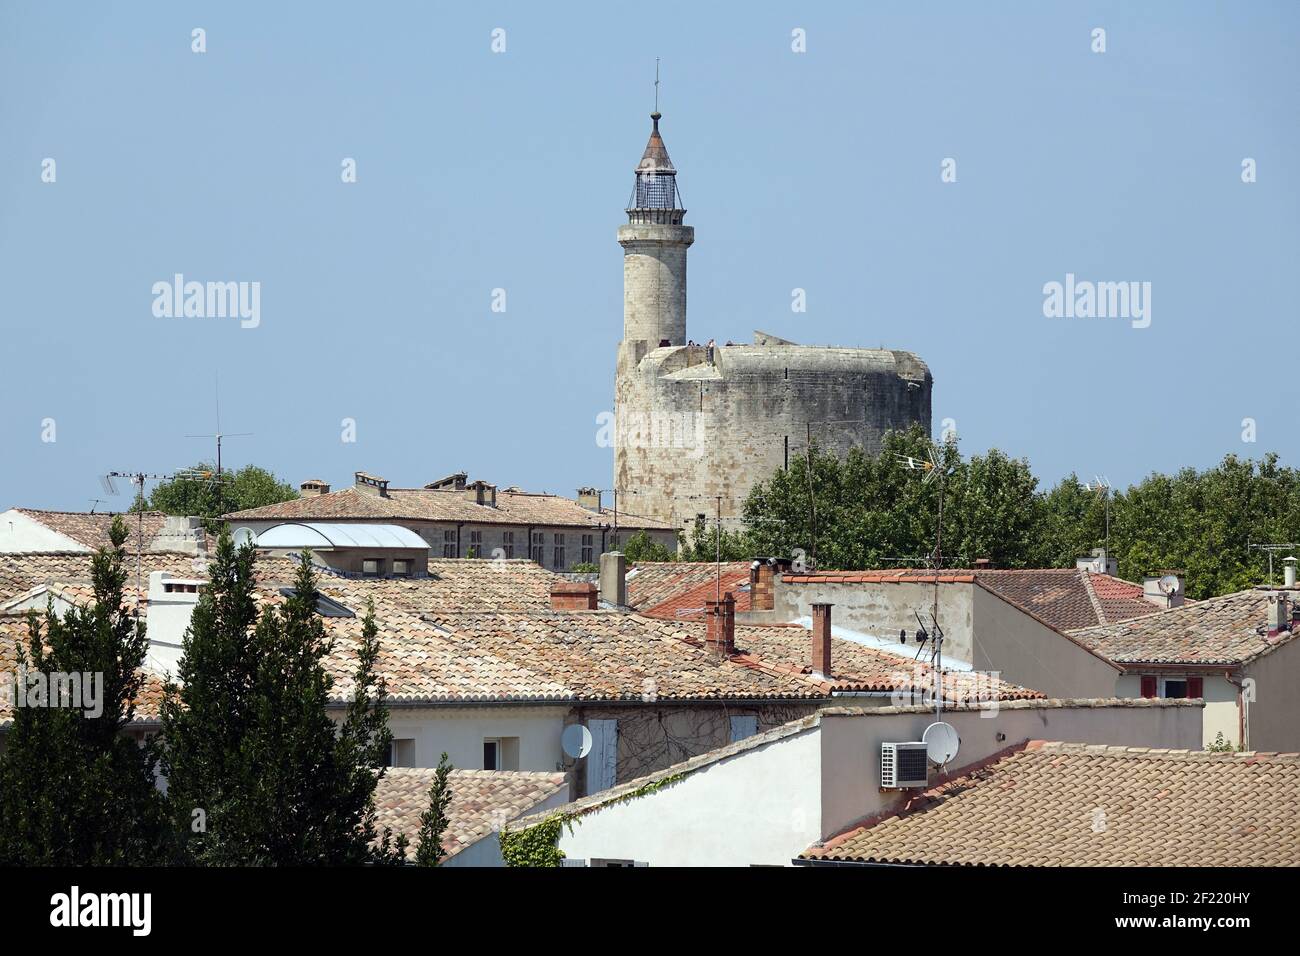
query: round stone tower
[
  {"left": 618, "top": 112, "right": 694, "bottom": 364},
  {"left": 613, "top": 110, "right": 933, "bottom": 535}
]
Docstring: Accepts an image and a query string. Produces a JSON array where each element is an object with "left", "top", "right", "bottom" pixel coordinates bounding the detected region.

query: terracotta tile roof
[
  {"left": 0, "top": 613, "right": 166, "bottom": 725},
  {"left": 224, "top": 486, "right": 673, "bottom": 531},
  {"left": 639, "top": 568, "right": 754, "bottom": 620},
  {"left": 783, "top": 570, "right": 977, "bottom": 585},
  {"left": 977, "top": 569, "right": 1160, "bottom": 631},
  {"left": 13, "top": 509, "right": 173, "bottom": 552},
  {"left": 406, "top": 611, "right": 1041, "bottom": 704},
  {"left": 802, "top": 741, "right": 1300, "bottom": 866},
  {"left": 374, "top": 768, "right": 569, "bottom": 862},
  {"left": 1070, "top": 587, "right": 1300, "bottom": 666},
  {"left": 0, "top": 551, "right": 205, "bottom": 606},
  {"left": 626, "top": 561, "right": 752, "bottom": 610},
  {"left": 0, "top": 552, "right": 1041, "bottom": 707}
]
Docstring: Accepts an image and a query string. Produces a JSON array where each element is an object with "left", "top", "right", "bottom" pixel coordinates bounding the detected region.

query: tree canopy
[
  {"left": 739, "top": 425, "right": 1299, "bottom": 600},
  {"left": 139, "top": 462, "right": 297, "bottom": 519}
]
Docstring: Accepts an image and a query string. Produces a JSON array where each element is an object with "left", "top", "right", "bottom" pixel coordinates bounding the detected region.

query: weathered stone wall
[
  {"left": 568, "top": 702, "right": 819, "bottom": 794},
  {"left": 614, "top": 341, "right": 932, "bottom": 531}
]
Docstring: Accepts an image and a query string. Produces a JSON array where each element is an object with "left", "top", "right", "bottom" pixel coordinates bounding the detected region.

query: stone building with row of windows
[{"left": 222, "top": 471, "right": 677, "bottom": 574}]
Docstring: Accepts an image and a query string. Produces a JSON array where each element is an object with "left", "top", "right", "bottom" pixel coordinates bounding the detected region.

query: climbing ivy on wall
[{"left": 500, "top": 814, "right": 569, "bottom": 867}]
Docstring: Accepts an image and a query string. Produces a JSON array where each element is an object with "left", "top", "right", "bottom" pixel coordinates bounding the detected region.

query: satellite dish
[
  {"left": 922, "top": 721, "right": 960, "bottom": 765},
  {"left": 561, "top": 724, "right": 592, "bottom": 759},
  {"left": 1158, "top": 574, "right": 1181, "bottom": 596},
  {"left": 232, "top": 527, "right": 257, "bottom": 548}
]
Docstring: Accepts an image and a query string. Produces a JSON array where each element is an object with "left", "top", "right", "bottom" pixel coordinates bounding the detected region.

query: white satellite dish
[
  {"left": 1158, "top": 574, "right": 1181, "bottom": 596},
  {"left": 232, "top": 527, "right": 257, "bottom": 548},
  {"left": 561, "top": 724, "right": 592, "bottom": 759},
  {"left": 922, "top": 721, "right": 960, "bottom": 766}
]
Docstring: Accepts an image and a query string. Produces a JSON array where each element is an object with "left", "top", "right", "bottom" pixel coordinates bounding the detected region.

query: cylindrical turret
[{"left": 620, "top": 112, "right": 693, "bottom": 353}]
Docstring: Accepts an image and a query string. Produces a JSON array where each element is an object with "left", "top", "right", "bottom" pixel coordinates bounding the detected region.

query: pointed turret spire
[{"left": 628, "top": 111, "right": 685, "bottom": 225}]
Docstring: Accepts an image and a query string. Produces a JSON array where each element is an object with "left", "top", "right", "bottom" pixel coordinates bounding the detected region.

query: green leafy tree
[
  {"left": 620, "top": 530, "right": 676, "bottom": 563},
  {"left": 0, "top": 517, "right": 167, "bottom": 864},
  {"left": 414, "top": 752, "right": 454, "bottom": 866},
  {"left": 744, "top": 425, "right": 1040, "bottom": 570},
  {"left": 140, "top": 462, "right": 297, "bottom": 522},
  {"left": 678, "top": 516, "right": 755, "bottom": 562}
]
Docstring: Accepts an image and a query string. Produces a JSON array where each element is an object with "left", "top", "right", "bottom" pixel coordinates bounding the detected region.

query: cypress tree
[
  {"left": 414, "top": 752, "right": 454, "bottom": 867},
  {"left": 162, "top": 542, "right": 398, "bottom": 864},
  {"left": 0, "top": 516, "right": 166, "bottom": 864}
]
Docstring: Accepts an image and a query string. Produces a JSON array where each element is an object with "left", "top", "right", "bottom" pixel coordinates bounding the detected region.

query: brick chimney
[
  {"left": 551, "top": 581, "right": 597, "bottom": 610},
  {"left": 299, "top": 479, "right": 330, "bottom": 497},
  {"left": 750, "top": 559, "right": 775, "bottom": 611},
  {"left": 704, "top": 592, "right": 736, "bottom": 655},
  {"left": 811, "top": 603, "right": 833, "bottom": 678}
]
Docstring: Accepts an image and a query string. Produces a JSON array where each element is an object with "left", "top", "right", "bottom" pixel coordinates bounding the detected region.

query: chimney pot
[
  {"left": 811, "top": 603, "right": 833, "bottom": 677},
  {"left": 704, "top": 592, "right": 736, "bottom": 655},
  {"left": 1284, "top": 556, "right": 1297, "bottom": 589},
  {"left": 550, "top": 581, "right": 597, "bottom": 611}
]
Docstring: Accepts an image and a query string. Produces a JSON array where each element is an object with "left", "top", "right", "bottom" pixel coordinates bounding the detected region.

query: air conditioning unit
[{"left": 881, "top": 742, "right": 930, "bottom": 789}]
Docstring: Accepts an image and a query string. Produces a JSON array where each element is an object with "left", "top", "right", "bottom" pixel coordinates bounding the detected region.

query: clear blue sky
[{"left": 1, "top": 1, "right": 1296, "bottom": 512}]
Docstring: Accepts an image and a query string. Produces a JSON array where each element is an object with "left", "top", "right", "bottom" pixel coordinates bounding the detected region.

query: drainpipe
[
  {"left": 1224, "top": 670, "right": 1248, "bottom": 750},
  {"left": 456, "top": 522, "right": 463, "bottom": 559}
]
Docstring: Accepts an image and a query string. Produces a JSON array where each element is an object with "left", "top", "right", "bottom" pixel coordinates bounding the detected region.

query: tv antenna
[
  {"left": 101, "top": 468, "right": 219, "bottom": 611},
  {"left": 897, "top": 440, "right": 953, "bottom": 715},
  {"left": 185, "top": 374, "right": 251, "bottom": 517},
  {"left": 1249, "top": 542, "right": 1300, "bottom": 586},
  {"left": 1084, "top": 475, "right": 1112, "bottom": 554}
]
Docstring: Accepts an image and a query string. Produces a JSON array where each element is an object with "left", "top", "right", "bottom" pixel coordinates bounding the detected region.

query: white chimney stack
[{"left": 1284, "top": 556, "right": 1297, "bottom": 589}]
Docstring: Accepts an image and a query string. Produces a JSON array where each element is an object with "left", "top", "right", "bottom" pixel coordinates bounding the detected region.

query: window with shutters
[
  {"left": 502, "top": 531, "right": 514, "bottom": 558},
  {"left": 468, "top": 529, "right": 482, "bottom": 557},
  {"left": 581, "top": 534, "right": 594, "bottom": 564},
  {"left": 586, "top": 719, "right": 618, "bottom": 794},
  {"left": 1158, "top": 676, "right": 1203, "bottom": 699},
  {"left": 1140, "top": 675, "right": 1157, "bottom": 698},
  {"left": 531, "top": 532, "right": 545, "bottom": 564},
  {"left": 553, "top": 533, "right": 566, "bottom": 569},
  {"left": 442, "top": 529, "right": 456, "bottom": 558}
]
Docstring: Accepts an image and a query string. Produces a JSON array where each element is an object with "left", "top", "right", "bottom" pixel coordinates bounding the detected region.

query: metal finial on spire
[{"left": 653, "top": 57, "right": 660, "bottom": 117}]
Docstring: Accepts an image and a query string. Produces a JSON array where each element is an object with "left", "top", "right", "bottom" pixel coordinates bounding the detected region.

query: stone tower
[
  {"left": 617, "top": 111, "right": 693, "bottom": 367},
  {"left": 613, "top": 111, "right": 932, "bottom": 534}
]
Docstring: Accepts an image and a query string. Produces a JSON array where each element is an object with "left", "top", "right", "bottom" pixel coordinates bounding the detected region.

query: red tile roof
[
  {"left": 225, "top": 486, "right": 673, "bottom": 531},
  {"left": 1071, "top": 587, "right": 1300, "bottom": 666},
  {"left": 802, "top": 741, "right": 1300, "bottom": 866},
  {"left": 626, "top": 561, "right": 752, "bottom": 610},
  {"left": 639, "top": 570, "right": 754, "bottom": 620},
  {"left": 374, "top": 769, "right": 569, "bottom": 862}
]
